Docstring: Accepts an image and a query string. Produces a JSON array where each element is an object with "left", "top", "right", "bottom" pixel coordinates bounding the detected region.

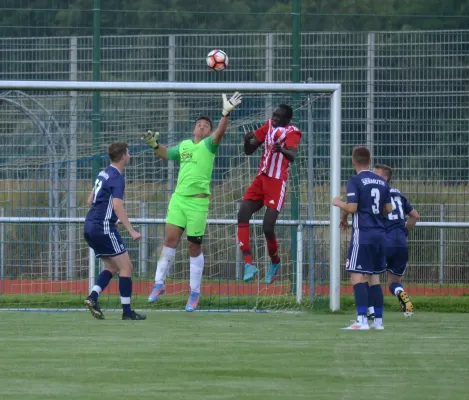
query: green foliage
[
  {"left": 2, "top": 293, "right": 469, "bottom": 312},
  {"left": 0, "top": 0, "right": 468, "bottom": 36}
]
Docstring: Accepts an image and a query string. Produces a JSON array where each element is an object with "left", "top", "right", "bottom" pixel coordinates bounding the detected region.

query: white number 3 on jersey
[{"left": 371, "top": 188, "right": 380, "bottom": 214}]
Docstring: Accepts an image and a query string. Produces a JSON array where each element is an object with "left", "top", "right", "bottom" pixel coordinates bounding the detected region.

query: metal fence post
[
  {"left": 439, "top": 203, "right": 444, "bottom": 284},
  {"left": 140, "top": 202, "right": 149, "bottom": 277},
  {"left": 366, "top": 32, "right": 375, "bottom": 157}
]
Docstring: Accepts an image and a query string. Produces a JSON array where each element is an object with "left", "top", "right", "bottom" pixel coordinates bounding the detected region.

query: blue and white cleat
[
  {"left": 148, "top": 283, "right": 165, "bottom": 303},
  {"left": 243, "top": 263, "right": 258, "bottom": 282},
  {"left": 185, "top": 291, "right": 200, "bottom": 312},
  {"left": 265, "top": 262, "right": 280, "bottom": 284}
]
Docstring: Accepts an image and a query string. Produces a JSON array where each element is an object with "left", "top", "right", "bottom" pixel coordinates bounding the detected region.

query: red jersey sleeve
[
  {"left": 254, "top": 121, "right": 269, "bottom": 143},
  {"left": 285, "top": 128, "right": 302, "bottom": 150}
]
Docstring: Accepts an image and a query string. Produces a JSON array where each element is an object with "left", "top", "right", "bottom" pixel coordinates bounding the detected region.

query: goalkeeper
[{"left": 143, "top": 92, "right": 242, "bottom": 312}]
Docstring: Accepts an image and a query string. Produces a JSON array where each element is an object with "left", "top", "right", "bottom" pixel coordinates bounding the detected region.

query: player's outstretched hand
[
  {"left": 142, "top": 130, "right": 160, "bottom": 149},
  {"left": 130, "top": 230, "right": 142, "bottom": 241},
  {"left": 222, "top": 92, "right": 242, "bottom": 116}
]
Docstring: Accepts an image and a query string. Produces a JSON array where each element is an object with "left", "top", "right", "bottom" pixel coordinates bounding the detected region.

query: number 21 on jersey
[{"left": 388, "top": 196, "right": 404, "bottom": 220}]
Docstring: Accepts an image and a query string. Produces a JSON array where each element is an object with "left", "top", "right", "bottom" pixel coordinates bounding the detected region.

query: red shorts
[{"left": 243, "top": 174, "right": 287, "bottom": 211}]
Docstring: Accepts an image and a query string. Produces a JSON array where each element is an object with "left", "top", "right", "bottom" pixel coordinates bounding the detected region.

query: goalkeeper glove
[
  {"left": 222, "top": 92, "right": 242, "bottom": 117},
  {"left": 142, "top": 130, "right": 160, "bottom": 149}
]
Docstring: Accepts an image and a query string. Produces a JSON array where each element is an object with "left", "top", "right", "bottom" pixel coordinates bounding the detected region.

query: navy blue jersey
[
  {"left": 346, "top": 170, "right": 391, "bottom": 243},
  {"left": 384, "top": 187, "right": 414, "bottom": 233},
  {"left": 383, "top": 187, "right": 414, "bottom": 247},
  {"left": 85, "top": 165, "right": 125, "bottom": 225}
]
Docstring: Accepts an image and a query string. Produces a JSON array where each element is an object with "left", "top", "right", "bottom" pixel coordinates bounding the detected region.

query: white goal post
[{"left": 0, "top": 80, "right": 343, "bottom": 311}]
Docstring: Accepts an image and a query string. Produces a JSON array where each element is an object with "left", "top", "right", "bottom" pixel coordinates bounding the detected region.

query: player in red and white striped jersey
[{"left": 237, "top": 104, "right": 302, "bottom": 284}]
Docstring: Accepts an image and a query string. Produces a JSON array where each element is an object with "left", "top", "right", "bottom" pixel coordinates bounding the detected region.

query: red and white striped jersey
[{"left": 254, "top": 119, "right": 302, "bottom": 181}]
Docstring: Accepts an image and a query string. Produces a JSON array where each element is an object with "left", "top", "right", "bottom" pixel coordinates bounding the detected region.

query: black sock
[
  {"left": 90, "top": 270, "right": 113, "bottom": 300},
  {"left": 119, "top": 277, "right": 132, "bottom": 315}
]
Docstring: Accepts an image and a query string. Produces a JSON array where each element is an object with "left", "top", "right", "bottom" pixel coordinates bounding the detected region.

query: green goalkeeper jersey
[{"left": 166, "top": 136, "right": 219, "bottom": 196}]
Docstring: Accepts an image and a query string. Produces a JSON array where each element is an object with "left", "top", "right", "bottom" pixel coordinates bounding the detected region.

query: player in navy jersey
[
  {"left": 373, "top": 164, "right": 420, "bottom": 318},
  {"left": 332, "top": 147, "right": 392, "bottom": 330},
  {"left": 83, "top": 142, "right": 146, "bottom": 321}
]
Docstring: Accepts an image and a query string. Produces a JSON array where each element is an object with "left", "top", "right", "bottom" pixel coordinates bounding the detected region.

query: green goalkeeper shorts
[{"left": 166, "top": 193, "right": 210, "bottom": 237}]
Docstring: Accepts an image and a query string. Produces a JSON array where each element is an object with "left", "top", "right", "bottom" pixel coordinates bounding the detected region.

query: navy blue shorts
[
  {"left": 345, "top": 242, "right": 386, "bottom": 275},
  {"left": 385, "top": 246, "right": 408, "bottom": 276},
  {"left": 84, "top": 222, "right": 126, "bottom": 258}
]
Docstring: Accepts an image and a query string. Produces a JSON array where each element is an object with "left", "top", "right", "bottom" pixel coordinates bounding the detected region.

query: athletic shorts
[
  {"left": 385, "top": 245, "right": 409, "bottom": 276},
  {"left": 84, "top": 221, "right": 126, "bottom": 258},
  {"left": 242, "top": 173, "right": 287, "bottom": 211},
  {"left": 166, "top": 193, "right": 209, "bottom": 237},
  {"left": 345, "top": 235, "right": 386, "bottom": 275}
]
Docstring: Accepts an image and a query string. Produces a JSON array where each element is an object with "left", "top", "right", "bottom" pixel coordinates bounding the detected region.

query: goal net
[{"left": 0, "top": 82, "right": 341, "bottom": 312}]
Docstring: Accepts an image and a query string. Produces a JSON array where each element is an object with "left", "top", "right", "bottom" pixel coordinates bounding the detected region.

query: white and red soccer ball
[{"left": 206, "top": 49, "right": 228, "bottom": 71}]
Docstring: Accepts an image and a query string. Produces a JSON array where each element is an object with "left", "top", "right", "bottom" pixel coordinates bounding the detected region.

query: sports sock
[
  {"left": 389, "top": 282, "right": 404, "bottom": 296},
  {"left": 369, "top": 284, "right": 384, "bottom": 319},
  {"left": 90, "top": 270, "right": 113, "bottom": 300},
  {"left": 237, "top": 223, "right": 253, "bottom": 265},
  {"left": 119, "top": 276, "right": 132, "bottom": 315},
  {"left": 365, "top": 281, "right": 371, "bottom": 307},
  {"left": 154, "top": 246, "right": 176, "bottom": 284},
  {"left": 189, "top": 253, "right": 204, "bottom": 293},
  {"left": 265, "top": 235, "right": 281, "bottom": 264},
  {"left": 364, "top": 282, "right": 375, "bottom": 315},
  {"left": 353, "top": 282, "right": 368, "bottom": 320}
]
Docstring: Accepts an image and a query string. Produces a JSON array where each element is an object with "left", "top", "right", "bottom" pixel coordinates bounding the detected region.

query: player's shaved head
[
  {"left": 352, "top": 146, "right": 371, "bottom": 167},
  {"left": 374, "top": 164, "right": 393, "bottom": 183},
  {"left": 278, "top": 104, "right": 293, "bottom": 120},
  {"left": 109, "top": 142, "right": 128, "bottom": 162}
]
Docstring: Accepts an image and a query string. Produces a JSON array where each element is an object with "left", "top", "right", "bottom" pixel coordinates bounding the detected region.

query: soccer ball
[{"left": 206, "top": 49, "right": 228, "bottom": 71}]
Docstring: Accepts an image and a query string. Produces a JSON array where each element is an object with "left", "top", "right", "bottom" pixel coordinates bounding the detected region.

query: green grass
[
  {"left": 0, "top": 312, "right": 468, "bottom": 400},
  {"left": 2, "top": 293, "right": 469, "bottom": 312}
]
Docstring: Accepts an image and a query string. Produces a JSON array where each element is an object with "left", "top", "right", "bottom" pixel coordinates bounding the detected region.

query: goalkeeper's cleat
[
  {"left": 243, "top": 264, "right": 258, "bottom": 282},
  {"left": 185, "top": 291, "right": 200, "bottom": 312},
  {"left": 341, "top": 320, "right": 370, "bottom": 330},
  {"left": 148, "top": 283, "right": 165, "bottom": 303},
  {"left": 122, "top": 310, "right": 146, "bottom": 320},
  {"left": 398, "top": 290, "right": 414, "bottom": 318},
  {"left": 265, "top": 262, "right": 280, "bottom": 284},
  {"left": 370, "top": 321, "right": 385, "bottom": 330},
  {"left": 84, "top": 296, "right": 104, "bottom": 320}
]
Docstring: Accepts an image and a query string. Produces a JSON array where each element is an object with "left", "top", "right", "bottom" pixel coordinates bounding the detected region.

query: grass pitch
[{"left": 0, "top": 311, "right": 467, "bottom": 400}]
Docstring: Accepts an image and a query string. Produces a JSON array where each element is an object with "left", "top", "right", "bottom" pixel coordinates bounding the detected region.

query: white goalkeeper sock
[
  {"left": 189, "top": 253, "right": 204, "bottom": 293},
  {"left": 154, "top": 246, "right": 176, "bottom": 284}
]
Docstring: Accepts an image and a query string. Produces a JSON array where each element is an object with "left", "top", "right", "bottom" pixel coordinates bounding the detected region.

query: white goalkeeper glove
[
  {"left": 222, "top": 92, "right": 242, "bottom": 117},
  {"left": 142, "top": 130, "right": 160, "bottom": 149}
]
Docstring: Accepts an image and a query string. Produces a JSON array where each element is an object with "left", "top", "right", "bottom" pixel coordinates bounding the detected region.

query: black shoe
[
  {"left": 397, "top": 291, "right": 414, "bottom": 318},
  {"left": 84, "top": 296, "right": 104, "bottom": 320},
  {"left": 122, "top": 310, "right": 147, "bottom": 320},
  {"left": 367, "top": 312, "right": 375, "bottom": 321}
]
